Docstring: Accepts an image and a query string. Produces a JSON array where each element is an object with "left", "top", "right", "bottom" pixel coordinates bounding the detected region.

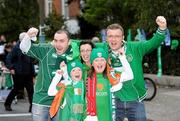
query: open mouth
[
  {"left": 75, "top": 75, "right": 80, "bottom": 79},
  {"left": 57, "top": 48, "right": 63, "bottom": 52},
  {"left": 56, "top": 48, "right": 63, "bottom": 54},
  {"left": 97, "top": 65, "right": 103, "bottom": 69},
  {"left": 83, "top": 56, "right": 89, "bottom": 60},
  {"left": 110, "top": 42, "right": 117, "bottom": 46},
  {"left": 95, "top": 64, "right": 105, "bottom": 72}
]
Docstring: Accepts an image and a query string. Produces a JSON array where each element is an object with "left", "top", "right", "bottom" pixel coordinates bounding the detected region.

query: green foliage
[
  {"left": 0, "top": 0, "right": 39, "bottom": 41},
  {"left": 132, "top": 0, "right": 180, "bottom": 35},
  {"left": 83, "top": 0, "right": 180, "bottom": 37},
  {"left": 143, "top": 45, "right": 180, "bottom": 76},
  {"left": 44, "top": 12, "right": 65, "bottom": 38},
  {"left": 83, "top": 0, "right": 135, "bottom": 30}
]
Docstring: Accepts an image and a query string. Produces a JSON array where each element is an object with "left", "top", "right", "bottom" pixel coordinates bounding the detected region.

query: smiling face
[
  {"left": 70, "top": 67, "right": 82, "bottom": 81},
  {"left": 53, "top": 32, "right": 70, "bottom": 55},
  {"left": 80, "top": 44, "right": 92, "bottom": 65},
  {"left": 107, "top": 29, "right": 124, "bottom": 52},
  {"left": 92, "top": 57, "right": 107, "bottom": 73}
]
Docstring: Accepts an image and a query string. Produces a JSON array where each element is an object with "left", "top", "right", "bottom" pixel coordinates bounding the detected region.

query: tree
[
  {"left": 82, "top": 0, "right": 136, "bottom": 31},
  {"left": 82, "top": 0, "right": 180, "bottom": 37},
  {"left": 0, "top": 0, "right": 39, "bottom": 41},
  {"left": 131, "top": 0, "right": 180, "bottom": 37},
  {"left": 44, "top": 11, "right": 64, "bottom": 38}
]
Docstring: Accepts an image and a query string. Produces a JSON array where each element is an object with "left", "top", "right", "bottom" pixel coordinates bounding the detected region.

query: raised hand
[
  {"left": 27, "top": 27, "right": 39, "bottom": 38},
  {"left": 156, "top": 16, "right": 167, "bottom": 30},
  {"left": 60, "top": 61, "right": 67, "bottom": 73},
  {"left": 60, "top": 61, "right": 69, "bottom": 80},
  {"left": 56, "top": 70, "right": 64, "bottom": 75}
]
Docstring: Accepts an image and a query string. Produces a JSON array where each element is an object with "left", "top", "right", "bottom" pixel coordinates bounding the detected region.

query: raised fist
[
  {"left": 60, "top": 61, "right": 67, "bottom": 73},
  {"left": 156, "top": 16, "right": 167, "bottom": 30},
  {"left": 56, "top": 70, "right": 64, "bottom": 75},
  {"left": 27, "top": 27, "right": 39, "bottom": 38}
]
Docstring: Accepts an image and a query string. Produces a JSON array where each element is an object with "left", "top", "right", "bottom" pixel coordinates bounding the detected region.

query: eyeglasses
[
  {"left": 107, "top": 35, "right": 123, "bottom": 39},
  {"left": 80, "top": 49, "right": 92, "bottom": 53}
]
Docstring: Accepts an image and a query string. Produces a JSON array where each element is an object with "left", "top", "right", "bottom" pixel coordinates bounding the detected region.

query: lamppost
[
  {"left": 37, "top": 0, "right": 45, "bottom": 43},
  {"left": 39, "top": 25, "right": 46, "bottom": 43}
]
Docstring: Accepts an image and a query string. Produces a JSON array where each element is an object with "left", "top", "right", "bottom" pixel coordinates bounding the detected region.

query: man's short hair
[
  {"left": 106, "top": 23, "right": 124, "bottom": 35},
  {"left": 92, "top": 37, "right": 100, "bottom": 43},
  {"left": 55, "top": 29, "right": 70, "bottom": 40}
]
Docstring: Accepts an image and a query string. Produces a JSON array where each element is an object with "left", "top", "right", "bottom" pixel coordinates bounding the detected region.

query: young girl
[
  {"left": 48, "top": 60, "right": 85, "bottom": 121},
  {"left": 85, "top": 48, "right": 112, "bottom": 121}
]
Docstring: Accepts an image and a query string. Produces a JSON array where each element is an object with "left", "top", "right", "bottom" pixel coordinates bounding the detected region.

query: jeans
[
  {"left": 115, "top": 98, "right": 147, "bottom": 121},
  {"left": 32, "top": 104, "right": 58, "bottom": 121}
]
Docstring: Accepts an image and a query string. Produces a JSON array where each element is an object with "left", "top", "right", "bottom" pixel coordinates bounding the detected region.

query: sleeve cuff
[
  {"left": 20, "top": 34, "right": 31, "bottom": 54},
  {"left": 156, "top": 28, "right": 167, "bottom": 35}
]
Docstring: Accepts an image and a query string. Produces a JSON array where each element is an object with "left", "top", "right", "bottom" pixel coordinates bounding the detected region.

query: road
[
  {"left": 145, "top": 86, "right": 180, "bottom": 121},
  {"left": 0, "top": 86, "right": 180, "bottom": 121},
  {"left": 0, "top": 99, "right": 31, "bottom": 121}
]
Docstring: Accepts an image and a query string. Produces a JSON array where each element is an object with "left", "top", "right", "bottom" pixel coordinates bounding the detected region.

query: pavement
[
  {"left": 0, "top": 98, "right": 31, "bottom": 121},
  {"left": 0, "top": 86, "right": 180, "bottom": 121},
  {"left": 145, "top": 86, "right": 180, "bottom": 121}
]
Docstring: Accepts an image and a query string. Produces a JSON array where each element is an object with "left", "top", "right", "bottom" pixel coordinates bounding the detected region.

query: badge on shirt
[
  {"left": 126, "top": 54, "right": 133, "bottom": 62},
  {"left": 97, "top": 83, "right": 104, "bottom": 90},
  {"left": 74, "top": 88, "right": 82, "bottom": 95},
  {"left": 73, "top": 104, "right": 83, "bottom": 113}
]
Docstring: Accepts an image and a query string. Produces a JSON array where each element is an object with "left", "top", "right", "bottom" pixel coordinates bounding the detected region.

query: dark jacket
[{"left": 6, "top": 41, "right": 35, "bottom": 76}]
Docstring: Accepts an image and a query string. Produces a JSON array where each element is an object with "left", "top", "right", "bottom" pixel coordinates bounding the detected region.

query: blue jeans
[
  {"left": 115, "top": 98, "right": 147, "bottom": 121},
  {"left": 32, "top": 104, "right": 58, "bottom": 121}
]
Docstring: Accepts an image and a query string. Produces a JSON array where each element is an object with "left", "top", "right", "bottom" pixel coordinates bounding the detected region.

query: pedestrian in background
[
  {"left": 0, "top": 35, "right": 7, "bottom": 62},
  {"left": 4, "top": 32, "right": 35, "bottom": 112},
  {"left": 3, "top": 43, "right": 13, "bottom": 89}
]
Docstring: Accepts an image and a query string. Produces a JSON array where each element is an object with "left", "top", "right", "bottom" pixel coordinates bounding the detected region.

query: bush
[{"left": 143, "top": 45, "right": 180, "bottom": 76}]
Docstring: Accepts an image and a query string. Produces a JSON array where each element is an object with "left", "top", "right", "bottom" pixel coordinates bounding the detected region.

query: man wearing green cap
[
  {"left": 106, "top": 16, "right": 167, "bottom": 121},
  {"left": 20, "top": 28, "right": 79, "bottom": 121}
]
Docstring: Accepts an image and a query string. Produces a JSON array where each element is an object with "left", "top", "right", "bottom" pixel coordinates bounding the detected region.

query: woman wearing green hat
[{"left": 85, "top": 48, "right": 112, "bottom": 121}]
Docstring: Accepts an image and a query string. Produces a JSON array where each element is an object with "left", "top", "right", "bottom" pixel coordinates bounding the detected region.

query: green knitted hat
[
  {"left": 90, "top": 48, "right": 108, "bottom": 64},
  {"left": 67, "top": 60, "right": 83, "bottom": 76}
]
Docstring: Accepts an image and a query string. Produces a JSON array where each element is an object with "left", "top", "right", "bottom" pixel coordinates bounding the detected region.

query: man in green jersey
[
  {"left": 20, "top": 28, "right": 79, "bottom": 121},
  {"left": 106, "top": 16, "right": 167, "bottom": 121}
]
